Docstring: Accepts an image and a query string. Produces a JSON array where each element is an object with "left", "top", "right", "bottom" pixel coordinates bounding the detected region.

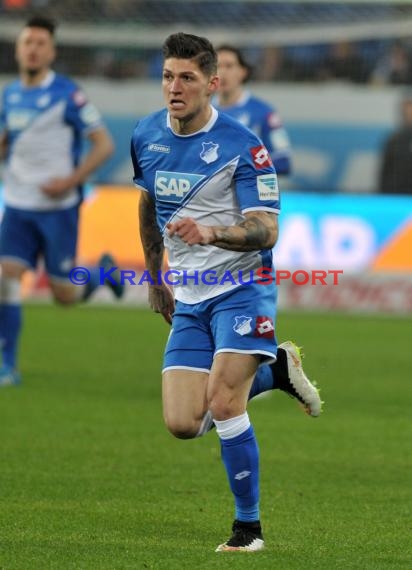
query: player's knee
[
  {"left": 0, "top": 262, "right": 25, "bottom": 280},
  {"left": 208, "top": 396, "right": 237, "bottom": 421},
  {"left": 208, "top": 385, "right": 244, "bottom": 421},
  {"left": 164, "top": 417, "right": 198, "bottom": 439},
  {"left": 53, "top": 292, "right": 76, "bottom": 306},
  {"left": 50, "top": 282, "right": 77, "bottom": 306}
]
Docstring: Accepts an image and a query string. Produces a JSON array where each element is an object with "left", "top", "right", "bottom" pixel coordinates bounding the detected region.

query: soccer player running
[
  {"left": 132, "top": 33, "right": 320, "bottom": 552},
  {"left": 0, "top": 16, "right": 124, "bottom": 387},
  {"left": 215, "top": 45, "right": 292, "bottom": 176}
]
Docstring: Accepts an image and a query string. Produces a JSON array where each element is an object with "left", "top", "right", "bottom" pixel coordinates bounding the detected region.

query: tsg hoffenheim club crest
[
  {"left": 233, "top": 316, "right": 253, "bottom": 336},
  {"left": 200, "top": 141, "right": 219, "bottom": 164},
  {"left": 37, "top": 93, "right": 51, "bottom": 108}
]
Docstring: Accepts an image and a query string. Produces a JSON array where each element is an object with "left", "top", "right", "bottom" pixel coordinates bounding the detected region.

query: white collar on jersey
[
  {"left": 20, "top": 70, "right": 56, "bottom": 90},
  {"left": 167, "top": 105, "right": 219, "bottom": 137},
  {"left": 213, "top": 90, "right": 251, "bottom": 109},
  {"left": 237, "top": 90, "right": 251, "bottom": 106},
  {"left": 39, "top": 70, "right": 56, "bottom": 88}
]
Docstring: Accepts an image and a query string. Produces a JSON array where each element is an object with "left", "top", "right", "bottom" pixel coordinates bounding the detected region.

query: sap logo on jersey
[
  {"left": 7, "top": 109, "right": 36, "bottom": 130},
  {"left": 155, "top": 171, "right": 205, "bottom": 203}
]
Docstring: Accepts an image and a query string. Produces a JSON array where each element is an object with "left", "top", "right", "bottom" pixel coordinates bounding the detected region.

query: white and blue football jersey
[
  {"left": 0, "top": 71, "right": 103, "bottom": 211},
  {"left": 214, "top": 91, "right": 291, "bottom": 175},
  {"left": 131, "top": 106, "right": 280, "bottom": 304}
]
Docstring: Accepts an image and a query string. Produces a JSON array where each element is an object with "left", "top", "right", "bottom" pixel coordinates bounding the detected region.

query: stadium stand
[{"left": 0, "top": 1, "right": 412, "bottom": 82}]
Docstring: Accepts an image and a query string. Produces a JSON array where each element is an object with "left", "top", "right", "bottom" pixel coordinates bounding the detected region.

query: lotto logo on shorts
[
  {"left": 250, "top": 145, "right": 272, "bottom": 169},
  {"left": 254, "top": 316, "right": 275, "bottom": 338}
]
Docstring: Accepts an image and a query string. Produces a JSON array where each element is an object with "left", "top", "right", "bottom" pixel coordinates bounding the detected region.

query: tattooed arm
[
  {"left": 166, "top": 211, "right": 278, "bottom": 252},
  {"left": 139, "top": 190, "right": 164, "bottom": 275},
  {"left": 139, "top": 191, "right": 175, "bottom": 324}
]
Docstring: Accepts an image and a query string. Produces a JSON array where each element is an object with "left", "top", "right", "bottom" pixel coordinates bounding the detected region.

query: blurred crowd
[
  {"left": 1, "top": 0, "right": 412, "bottom": 83},
  {"left": 1, "top": 0, "right": 410, "bottom": 27},
  {"left": 1, "top": 34, "right": 412, "bottom": 85},
  {"left": 227, "top": 40, "right": 412, "bottom": 85}
]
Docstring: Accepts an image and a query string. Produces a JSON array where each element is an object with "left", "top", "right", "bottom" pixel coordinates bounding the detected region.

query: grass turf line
[{"left": 0, "top": 306, "right": 411, "bottom": 569}]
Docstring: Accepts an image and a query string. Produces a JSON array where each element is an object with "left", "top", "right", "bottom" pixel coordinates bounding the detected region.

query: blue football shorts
[
  {"left": 0, "top": 205, "right": 79, "bottom": 281},
  {"left": 163, "top": 281, "right": 278, "bottom": 373}
]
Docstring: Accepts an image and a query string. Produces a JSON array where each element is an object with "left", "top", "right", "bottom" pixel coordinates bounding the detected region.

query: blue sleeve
[
  {"left": 131, "top": 128, "right": 148, "bottom": 190},
  {"left": 64, "top": 85, "right": 103, "bottom": 135},
  {"left": 234, "top": 135, "right": 280, "bottom": 213},
  {"left": 260, "top": 110, "right": 292, "bottom": 176}
]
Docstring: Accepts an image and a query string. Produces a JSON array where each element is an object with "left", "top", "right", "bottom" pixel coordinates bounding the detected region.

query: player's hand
[
  {"left": 166, "top": 218, "right": 215, "bottom": 246},
  {"left": 148, "top": 283, "right": 175, "bottom": 325},
  {"left": 41, "top": 176, "right": 77, "bottom": 198}
]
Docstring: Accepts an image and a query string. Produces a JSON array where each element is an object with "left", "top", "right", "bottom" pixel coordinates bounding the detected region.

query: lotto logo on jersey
[
  {"left": 155, "top": 171, "right": 206, "bottom": 203},
  {"left": 72, "top": 90, "right": 88, "bottom": 107},
  {"left": 254, "top": 316, "right": 275, "bottom": 338},
  {"left": 250, "top": 145, "right": 272, "bottom": 169},
  {"left": 268, "top": 111, "right": 282, "bottom": 129}
]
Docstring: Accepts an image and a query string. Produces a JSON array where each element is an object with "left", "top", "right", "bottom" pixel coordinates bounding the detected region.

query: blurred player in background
[
  {"left": 378, "top": 89, "right": 412, "bottom": 195},
  {"left": 132, "top": 32, "right": 320, "bottom": 552},
  {"left": 215, "top": 44, "right": 291, "bottom": 176},
  {"left": 0, "top": 16, "right": 124, "bottom": 387}
]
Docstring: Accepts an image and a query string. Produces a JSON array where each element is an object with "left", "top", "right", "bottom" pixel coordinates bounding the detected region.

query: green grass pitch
[{"left": 1, "top": 305, "right": 411, "bottom": 569}]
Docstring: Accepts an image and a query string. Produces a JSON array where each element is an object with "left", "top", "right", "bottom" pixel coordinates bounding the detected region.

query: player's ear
[{"left": 208, "top": 74, "right": 219, "bottom": 94}]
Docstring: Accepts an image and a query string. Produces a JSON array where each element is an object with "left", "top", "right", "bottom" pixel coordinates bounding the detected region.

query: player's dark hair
[
  {"left": 216, "top": 44, "right": 252, "bottom": 82},
  {"left": 25, "top": 16, "right": 56, "bottom": 36},
  {"left": 163, "top": 32, "right": 217, "bottom": 76}
]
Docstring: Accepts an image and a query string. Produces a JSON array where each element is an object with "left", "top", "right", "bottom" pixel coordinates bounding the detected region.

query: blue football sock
[
  {"left": 0, "top": 303, "right": 22, "bottom": 370},
  {"left": 215, "top": 414, "right": 260, "bottom": 522},
  {"left": 249, "top": 363, "right": 276, "bottom": 399}
]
